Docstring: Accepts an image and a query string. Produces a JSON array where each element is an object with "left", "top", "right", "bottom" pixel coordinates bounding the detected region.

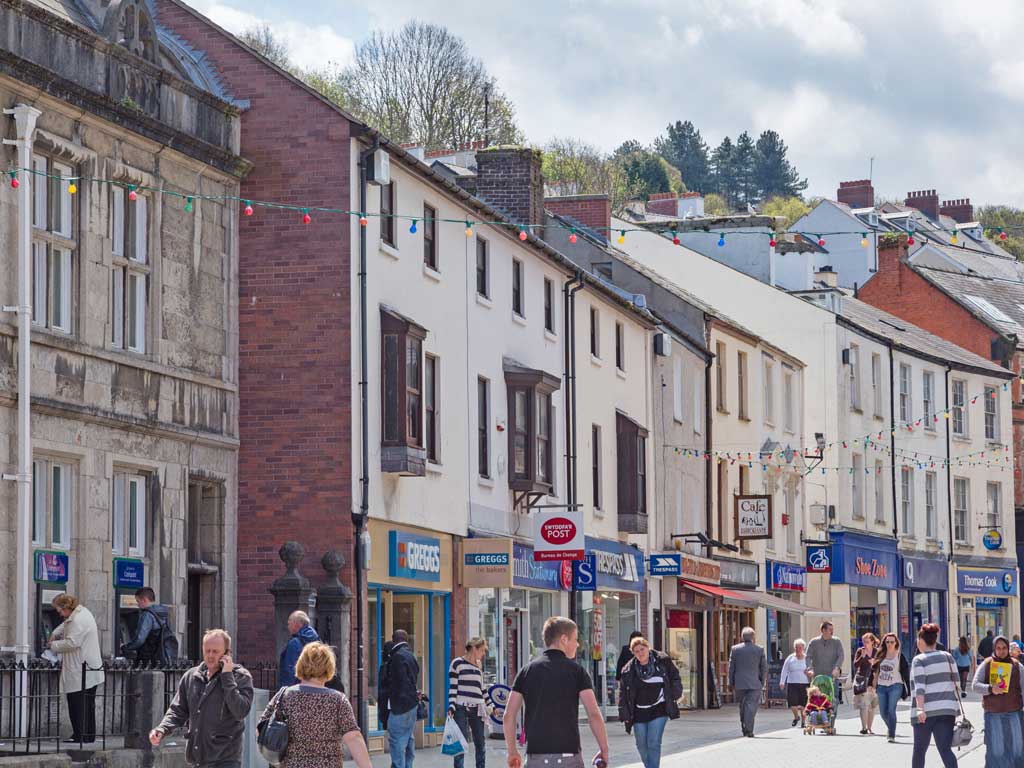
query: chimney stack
[
  {"left": 474, "top": 147, "right": 545, "bottom": 232},
  {"left": 645, "top": 191, "right": 705, "bottom": 218},
  {"left": 939, "top": 198, "right": 974, "bottom": 224},
  {"left": 815, "top": 266, "right": 838, "bottom": 288},
  {"left": 837, "top": 180, "right": 874, "bottom": 209},
  {"left": 904, "top": 190, "right": 939, "bottom": 221},
  {"left": 544, "top": 195, "right": 611, "bottom": 236}
]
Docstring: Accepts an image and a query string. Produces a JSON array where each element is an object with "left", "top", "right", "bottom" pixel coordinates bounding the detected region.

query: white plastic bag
[{"left": 441, "top": 715, "right": 469, "bottom": 757}]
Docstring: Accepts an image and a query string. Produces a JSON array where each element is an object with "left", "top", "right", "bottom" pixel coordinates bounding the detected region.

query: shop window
[
  {"left": 31, "top": 155, "right": 76, "bottom": 334},
  {"left": 954, "top": 478, "right": 969, "bottom": 544},
  {"left": 616, "top": 412, "right": 648, "bottom": 533},
  {"left": 504, "top": 363, "right": 560, "bottom": 496},
  {"left": 32, "top": 459, "right": 73, "bottom": 549},
  {"left": 381, "top": 307, "right": 428, "bottom": 475},
  {"left": 113, "top": 470, "right": 149, "bottom": 557}
]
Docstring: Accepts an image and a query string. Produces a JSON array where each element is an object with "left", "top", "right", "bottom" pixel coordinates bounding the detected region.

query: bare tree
[
  {"left": 338, "top": 21, "right": 521, "bottom": 150},
  {"left": 240, "top": 23, "right": 291, "bottom": 68}
]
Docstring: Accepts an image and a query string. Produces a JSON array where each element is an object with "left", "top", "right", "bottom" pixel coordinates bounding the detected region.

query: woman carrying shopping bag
[{"left": 447, "top": 638, "right": 489, "bottom": 768}]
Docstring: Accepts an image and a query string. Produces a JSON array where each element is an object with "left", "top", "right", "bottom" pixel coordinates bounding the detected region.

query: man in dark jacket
[
  {"left": 979, "top": 630, "right": 995, "bottom": 660},
  {"left": 618, "top": 636, "right": 683, "bottom": 768},
  {"left": 278, "top": 611, "right": 319, "bottom": 687},
  {"left": 377, "top": 640, "right": 395, "bottom": 728},
  {"left": 121, "top": 587, "right": 170, "bottom": 665},
  {"left": 387, "top": 630, "right": 421, "bottom": 768},
  {"left": 150, "top": 628, "right": 253, "bottom": 767}
]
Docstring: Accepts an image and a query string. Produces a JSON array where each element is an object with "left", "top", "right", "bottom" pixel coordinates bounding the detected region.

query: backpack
[{"left": 143, "top": 608, "right": 179, "bottom": 665}]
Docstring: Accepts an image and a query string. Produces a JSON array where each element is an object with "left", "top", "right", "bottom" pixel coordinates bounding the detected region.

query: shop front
[
  {"left": 955, "top": 563, "right": 1019, "bottom": 648},
  {"left": 898, "top": 554, "right": 948, "bottom": 658},
  {"left": 368, "top": 520, "right": 453, "bottom": 744},
  {"left": 829, "top": 531, "right": 899, "bottom": 659},
  {"left": 574, "top": 537, "right": 646, "bottom": 717},
  {"left": 765, "top": 560, "right": 807, "bottom": 664},
  {"left": 665, "top": 553, "right": 722, "bottom": 710}
]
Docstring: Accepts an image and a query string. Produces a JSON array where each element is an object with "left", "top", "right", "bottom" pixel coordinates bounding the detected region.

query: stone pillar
[
  {"left": 316, "top": 550, "right": 353, "bottom": 694},
  {"left": 269, "top": 542, "right": 317, "bottom": 660}
]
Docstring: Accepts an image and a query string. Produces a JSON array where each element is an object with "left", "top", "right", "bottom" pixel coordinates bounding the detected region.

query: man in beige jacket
[{"left": 49, "top": 594, "right": 105, "bottom": 744}]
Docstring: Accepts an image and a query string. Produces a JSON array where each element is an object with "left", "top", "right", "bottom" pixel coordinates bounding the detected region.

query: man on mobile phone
[
  {"left": 149, "top": 629, "right": 254, "bottom": 767},
  {"left": 503, "top": 617, "right": 610, "bottom": 768}
]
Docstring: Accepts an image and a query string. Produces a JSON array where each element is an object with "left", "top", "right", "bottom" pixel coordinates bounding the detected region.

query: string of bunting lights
[{"left": 4, "top": 166, "right": 1022, "bottom": 255}]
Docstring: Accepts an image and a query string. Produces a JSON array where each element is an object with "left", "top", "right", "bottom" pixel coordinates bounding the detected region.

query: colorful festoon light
[
  {"left": 817, "top": 235, "right": 826, "bottom": 247},
  {"left": 860, "top": 233, "right": 868, "bottom": 247},
  {"left": 769, "top": 233, "right": 777, "bottom": 248},
  {"left": 950, "top": 232, "right": 958, "bottom": 244},
  {"left": 68, "top": 182, "right": 77, "bottom": 195},
  {"left": 128, "top": 185, "right": 137, "bottom": 202},
  {"left": 617, "top": 230, "right": 626, "bottom": 245},
  {"left": 359, "top": 214, "right": 368, "bottom": 227},
  {"left": 907, "top": 230, "right": 915, "bottom": 245},
  {"left": 569, "top": 229, "right": 578, "bottom": 244},
  {"left": 999, "top": 228, "right": 1008, "bottom": 241},
  {"left": 10, "top": 172, "right": 18, "bottom": 189},
  {"left": 185, "top": 197, "right": 194, "bottom": 213},
  {"left": 410, "top": 219, "right": 418, "bottom": 234},
  {"left": 465, "top": 222, "right": 473, "bottom": 238},
  {"left": 302, "top": 209, "right": 311, "bottom": 225},
  {"left": 243, "top": 201, "right": 253, "bottom": 217},
  {"left": 519, "top": 229, "right": 528, "bottom": 241},
  {"left": 717, "top": 234, "right": 725, "bottom": 247}
]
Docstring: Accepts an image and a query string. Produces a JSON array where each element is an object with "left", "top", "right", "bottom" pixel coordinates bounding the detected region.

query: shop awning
[
  {"left": 731, "top": 588, "right": 807, "bottom": 615},
  {"left": 680, "top": 580, "right": 807, "bottom": 613}
]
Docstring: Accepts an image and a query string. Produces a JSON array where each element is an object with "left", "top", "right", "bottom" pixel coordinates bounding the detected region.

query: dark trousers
[
  {"left": 912, "top": 715, "right": 957, "bottom": 768},
  {"left": 736, "top": 689, "right": 760, "bottom": 735},
  {"left": 66, "top": 686, "right": 97, "bottom": 742},
  {"left": 453, "top": 704, "right": 486, "bottom": 768}
]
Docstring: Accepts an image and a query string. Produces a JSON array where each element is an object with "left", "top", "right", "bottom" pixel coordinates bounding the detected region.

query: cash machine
[
  {"left": 33, "top": 550, "right": 70, "bottom": 656},
  {"left": 112, "top": 558, "right": 146, "bottom": 657}
]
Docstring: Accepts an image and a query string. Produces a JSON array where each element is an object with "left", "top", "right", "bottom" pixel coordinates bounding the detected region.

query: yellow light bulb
[
  {"left": 951, "top": 234, "right": 958, "bottom": 244},
  {"left": 465, "top": 226, "right": 473, "bottom": 238},
  {"left": 860, "top": 237, "right": 868, "bottom": 248},
  {"left": 68, "top": 182, "right": 77, "bottom": 195}
]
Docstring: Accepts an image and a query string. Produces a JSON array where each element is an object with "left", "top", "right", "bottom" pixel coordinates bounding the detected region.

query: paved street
[{"left": 371, "top": 694, "right": 989, "bottom": 768}]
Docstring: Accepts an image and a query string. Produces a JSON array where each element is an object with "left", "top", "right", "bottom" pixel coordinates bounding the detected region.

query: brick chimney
[
  {"left": 474, "top": 147, "right": 544, "bottom": 231},
  {"left": 904, "top": 190, "right": 939, "bottom": 221},
  {"left": 837, "top": 180, "right": 874, "bottom": 209},
  {"left": 545, "top": 194, "right": 611, "bottom": 235},
  {"left": 646, "top": 192, "right": 679, "bottom": 217},
  {"left": 877, "top": 232, "right": 909, "bottom": 274},
  {"left": 939, "top": 198, "right": 974, "bottom": 224}
]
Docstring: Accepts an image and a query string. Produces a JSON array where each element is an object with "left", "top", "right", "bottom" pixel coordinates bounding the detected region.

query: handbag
[
  {"left": 945, "top": 656, "right": 974, "bottom": 749},
  {"left": 416, "top": 694, "right": 430, "bottom": 721},
  {"left": 257, "top": 687, "right": 291, "bottom": 766}
]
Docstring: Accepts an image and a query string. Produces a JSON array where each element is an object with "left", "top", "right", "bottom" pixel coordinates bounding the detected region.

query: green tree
[
  {"left": 710, "top": 137, "right": 736, "bottom": 205},
  {"left": 753, "top": 130, "right": 808, "bottom": 201},
  {"left": 655, "top": 120, "right": 711, "bottom": 192},
  {"left": 611, "top": 141, "right": 681, "bottom": 201},
  {"left": 542, "top": 137, "right": 632, "bottom": 210},
  {"left": 703, "top": 193, "right": 730, "bottom": 216},
  {"left": 978, "top": 205, "right": 1024, "bottom": 260},
  {"left": 732, "top": 131, "right": 757, "bottom": 206},
  {"left": 761, "top": 196, "right": 811, "bottom": 228},
  {"left": 240, "top": 23, "right": 291, "bottom": 68}
]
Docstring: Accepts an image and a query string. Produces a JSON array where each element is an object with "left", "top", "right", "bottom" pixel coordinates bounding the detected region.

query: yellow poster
[{"left": 989, "top": 661, "right": 1012, "bottom": 693}]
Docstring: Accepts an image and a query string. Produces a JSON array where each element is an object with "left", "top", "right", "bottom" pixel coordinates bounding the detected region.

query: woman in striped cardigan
[{"left": 448, "top": 638, "right": 489, "bottom": 768}]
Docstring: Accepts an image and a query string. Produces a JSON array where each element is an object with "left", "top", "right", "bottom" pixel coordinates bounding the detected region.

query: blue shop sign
[
  {"left": 829, "top": 531, "right": 898, "bottom": 588},
  {"left": 389, "top": 530, "right": 442, "bottom": 582},
  {"left": 900, "top": 556, "right": 948, "bottom": 591},
  {"left": 767, "top": 560, "right": 806, "bottom": 592},
  {"left": 649, "top": 553, "right": 682, "bottom": 577},
  {"left": 573, "top": 555, "right": 597, "bottom": 591},
  {"left": 513, "top": 543, "right": 566, "bottom": 590},
  {"left": 957, "top": 567, "right": 1017, "bottom": 597},
  {"left": 976, "top": 597, "right": 1008, "bottom": 608},
  {"left": 113, "top": 558, "right": 145, "bottom": 589},
  {"left": 585, "top": 537, "right": 646, "bottom": 592}
]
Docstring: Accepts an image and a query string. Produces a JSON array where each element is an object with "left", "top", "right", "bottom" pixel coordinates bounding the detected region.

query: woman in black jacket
[{"left": 618, "top": 636, "right": 683, "bottom": 768}]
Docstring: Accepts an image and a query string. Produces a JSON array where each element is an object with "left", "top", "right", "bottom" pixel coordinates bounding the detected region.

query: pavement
[{"left": 370, "top": 693, "right": 990, "bottom": 768}]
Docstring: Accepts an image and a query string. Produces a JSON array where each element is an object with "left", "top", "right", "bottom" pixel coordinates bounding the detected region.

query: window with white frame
[
  {"left": 954, "top": 478, "right": 969, "bottom": 544},
  {"left": 986, "top": 482, "right": 1002, "bottom": 530},
  {"left": 984, "top": 386, "right": 998, "bottom": 441},
  {"left": 112, "top": 471, "right": 148, "bottom": 557},
  {"left": 783, "top": 365, "right": 795, "bottom": 432},
  {"left": 32, "top": 459, "right": 72, "bottom": 548},
  {"left": 672, "top": 356, "right": 684, "bottom": 423},
  {"left": 952, "top": 379, "right": 967, "bottom": 436},
  {"left": 923, "top": 371, "right": 935, "bottom": 430},
  {"left": 110, "top": 185, "right": 149, "bottom": 353},
  {"left": 30, "top": 154, "right": 76, "bottom": 334},
  {"left": 852, "top": 453, "right": 864, "bottom": 519},
  {"left": 901, "top": 466, "right": 913, "bottom": 535},
  {"left": 763, "top": 355, "right": 775, "bottom": 424},
  {"left": 874, "top": 460, "right": 885, "bottom": 523},
  {"left": 925, "top": 471, "right": 937, "bottom": 539},
  {"left": 871, "top": 353, "right": 882, "bottom": 417},
  {"left": 899, "top": 363, "right": 911, "bottom": 423},
  {"left": 849, "top": 344, "right": 861, "bottom": 410}
]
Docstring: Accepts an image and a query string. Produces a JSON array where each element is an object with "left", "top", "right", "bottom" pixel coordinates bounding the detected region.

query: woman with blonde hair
[
  {"left": 258, "top": 642, "right": 373, "bottom": 768},
  {"left": 49, "top": 593, "right": 105, "bottom": 744},
  {"left": 447, "top": 638, "right": 488, "bottom": 768}
]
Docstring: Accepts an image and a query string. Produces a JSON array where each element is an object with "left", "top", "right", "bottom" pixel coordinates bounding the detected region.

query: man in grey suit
[{"left": 727, "top": 627, "right": 767, "bottom": 737}]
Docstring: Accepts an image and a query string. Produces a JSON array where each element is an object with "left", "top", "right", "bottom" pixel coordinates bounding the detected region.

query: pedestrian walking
[
  {"left": 150, "top": 628, "right": 254, "bottom": 767},
  {"left": 387, "top": 629, "right": 422, "bottom": 768},
  {"left": 1011, "top": 641, "right": 1024, "bottom": 661},
  {"left": 618, "top": 635, "right": 682, "bottom": 768},
  {"left": 853, "top": 633, "right": 879, "bottom": 735},
  {"left": 377, "top": 640, "right": 395, "bottom": 728},
  {"left": 615, "top": 631, "right": 644, "bottom": 680},
  {"left": 259, "top": 642, "right": 373, "bottom": 768},
  {"left": 279, "top": 611, "right": 320, "bottom": 688},
  {"left": 805, "top": 620, "right": 844, "bottom": 685},
  {"left": 119, "top": 587, "right": 172, "bottom": 665},
  {"left": 447, "top": 638, "right": 489, "bottom": 768},
  {"left": 727, "top": 627, "right": 766, "bottom": 737},
  {"left": 503, "top": 616, "right": 610, "bottom": 768},
  {"left": 979, "top": 630, "right": 995, "bottom": 661},
  {"left": 952, "top": 637, "right": 973, "bottom": 696},
  {"left": 871, "top": 632, "right": 910, "bottom": 743},
  {"left": 779, "top": 638, "right": 808, "bottom": 727},
  {"left": 910, "top": 622, "right": 960, "bottom": 768},
  {"left": 48, "top": 594, "right": 104, "bottom": 744},
  {"left": 972, "top": 635, "right": 1024, "bottom": 767}
]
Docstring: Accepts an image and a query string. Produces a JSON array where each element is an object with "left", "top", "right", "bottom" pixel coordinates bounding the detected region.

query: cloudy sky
[{"left": 186, "top": 0, "right": 1024, "bottom": 207}]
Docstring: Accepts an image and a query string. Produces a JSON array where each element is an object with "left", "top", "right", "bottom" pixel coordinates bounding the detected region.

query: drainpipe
[
  {"left": 889, "top": 342, "right": 899, "bottom": 540},
  {"left": 3, "top": 105, "right": 40, "bottom": 674},
  {"left": 704, "top": 338, "right": 714, "bottom": 560},
  {"left": 564, "top": 272, "right": 583, "bottom": 622},
  {"left": 354, "top": 138, "right": 378, "bottom": 734},
  {"left": 944, "top": 368, "right": 954, "bottom": 561}
]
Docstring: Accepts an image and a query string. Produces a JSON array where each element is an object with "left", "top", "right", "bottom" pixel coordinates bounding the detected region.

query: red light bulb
[
  {"left": 128, "top": 188, "right": 138, "bottom": 202},
  {"left": 244, "top": 204, "right": 253, "bottom": 217},
  {"left": 519, "top": 230, "right": 527, "bottom": 241},
  {"left": 569, "top": 233, "right": 577, "bottom": 244},
  {"left": 673, "top": 236, "right": 680, "bottom": 245},
  {"left": 359, "top": 215, "right": 368, "bottom": 227},
  {"left": 10, "top": 177, "right": 18, "bottom": 189},
  {"left": 907, "top": 236, "right": 915, "bottom": 245},
  {"left": 818, "top": 237, "right": 826, "bottom": 247},
  {"left": 1000, "top": 231, "right": 1009, "bottom": 241},
  {"left": 303, "top": 212, "right": 312, "bottom": 225},
  {"left": 769, "top": 238, "right": 777, "bottom": 248}
]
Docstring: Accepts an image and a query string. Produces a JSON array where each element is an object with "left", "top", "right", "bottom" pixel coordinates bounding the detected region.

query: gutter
[{"left": 704, "top": 319, "right": 714, "bottom": 560}]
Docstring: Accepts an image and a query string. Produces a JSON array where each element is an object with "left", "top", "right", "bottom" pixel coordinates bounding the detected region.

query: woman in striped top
[
  {"left": 910, "top": 623, "right": 961, "bottom": 768},
  {"left": 447, "top": 638, "right": 489, "bottom": 768}
]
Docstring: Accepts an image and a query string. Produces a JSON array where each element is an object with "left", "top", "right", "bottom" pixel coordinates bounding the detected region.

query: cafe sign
[{"left": 735, "top": 495, "right": 772, "bottom": 540}]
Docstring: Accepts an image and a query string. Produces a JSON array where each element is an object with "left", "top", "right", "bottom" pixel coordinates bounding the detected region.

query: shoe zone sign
[{"left": 389, "top": 530, "right": 442, "bottom": 582}]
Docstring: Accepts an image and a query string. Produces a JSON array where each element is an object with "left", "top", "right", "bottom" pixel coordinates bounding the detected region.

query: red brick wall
[
  {"left": 156, "top": 0, "right": 354, "bottom": 664},
  {"left": 545, "top": 195, "right": 611, "bottom": 234}
]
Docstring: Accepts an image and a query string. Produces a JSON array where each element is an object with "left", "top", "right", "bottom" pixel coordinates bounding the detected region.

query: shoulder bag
[
  {"left": 257, "top": 687, "right": 291, "bottom": 766},
  {"left": 416, "top": 693, "right": 430, "bottom": 721},
  {"left": 945, "top": 655, "right": 973, "bottom": 749}
]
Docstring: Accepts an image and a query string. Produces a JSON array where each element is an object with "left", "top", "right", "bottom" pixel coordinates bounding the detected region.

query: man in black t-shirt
[{"left": 504, "top": 617, "right": 610, "bottom": 768}]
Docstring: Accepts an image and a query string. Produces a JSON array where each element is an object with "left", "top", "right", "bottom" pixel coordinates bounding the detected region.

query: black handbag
[
  {"left": 258, "top": 687, "right": 291, "bottom": 766},
  {"left": 416, "top": 694, "right": 430, "bottom": 721}
]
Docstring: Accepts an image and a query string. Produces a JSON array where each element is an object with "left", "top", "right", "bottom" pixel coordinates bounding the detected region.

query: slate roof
[
  {"left": 911, "top": 266, "right": 1024, "bottom": 349},
  {"left": 911, "top": 243, "right": 1024, "bottom": 281}
]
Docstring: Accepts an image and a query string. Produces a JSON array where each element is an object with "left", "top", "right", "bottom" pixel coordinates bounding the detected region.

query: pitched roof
[{"left": 910, "top": 266, "right": 1024, "bottom": 348}]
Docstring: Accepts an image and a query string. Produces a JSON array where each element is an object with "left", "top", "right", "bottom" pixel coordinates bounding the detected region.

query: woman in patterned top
[{"left": 259, "top": 642, "right": 373, "bottom": 768}]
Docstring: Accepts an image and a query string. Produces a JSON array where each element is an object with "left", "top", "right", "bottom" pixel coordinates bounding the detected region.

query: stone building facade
[{"left": 0, "top": 0, "right": 246, "bottom": 659}]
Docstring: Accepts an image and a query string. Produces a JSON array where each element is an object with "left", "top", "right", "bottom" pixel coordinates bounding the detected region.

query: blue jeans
[
  {"left": 911, "top": 714, "right": 956, "bottom": 768},
  {"left": 632, "top": 716, "right": 668, "bottom": 768},
  {"left": 388, "top": 707, "right": 417, "bottom": 768},
  {"left": 876, "top": 683, "right": 902, "bottom": 738},
  {"left": 453, "top": 705, "right": 486, "bottom": 768}
]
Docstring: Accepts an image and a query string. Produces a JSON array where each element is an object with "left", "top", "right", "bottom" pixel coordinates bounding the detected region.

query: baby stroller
[{"left": 803, "top": 675, "right": 838, "bottom": 735}]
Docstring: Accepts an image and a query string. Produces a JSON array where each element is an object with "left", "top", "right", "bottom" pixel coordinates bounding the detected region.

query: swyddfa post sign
[{"left": 734, "top": 494, "right": 772, "bottom": 540}]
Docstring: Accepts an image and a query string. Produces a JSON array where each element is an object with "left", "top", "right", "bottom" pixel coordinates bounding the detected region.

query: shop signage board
[
  {"left": 461, "top": 538, "right": 513, "bottom": 588},
  {"left": 533, "top": 510, "right": 584, "bottom": 561},
  {"left": 734, "top": 495, "right": 772, "bottom": 540},
  {"left": 113, "top": 558, "right": 145, "bottom": 589},
  {"left": 717, "top": 558, "right": 759, "bottom": 588},
  {"left": 389, "top": 530, "right": 442, "bottom": 582},
  {"left": 572, "top": 555, "right": 597, "bottom": 591},
  {"left": 829, "top": 531, "right": 898, "bottom": 588},
  {"left": 680, "top": 553, "right": 721, "bottom": 585},
  {"left": 900, "top": 556, "right": 948, "bottom": 590},
  {"left": 957, "top": 567, "right": 1017, "bottom": 596},
  {"left": 983, "top": 530, "right": 1003, "bottom": 551},
  {"left": 767, "top": 560, "right": 806, "bottom": 592},
  {"left": 584, "top": 537, "right": 646, "bottom": 592},
  {"left": 34, "top": 550, "right": 69, "bottom": 585},
  {"left": 648, "top": 554, "right": 682, "bottom": 577},
  {"left": 806, "top": 545, "right": 832, "bottom": 573},
  {"left": 976, "top": 597, "right": 1008, "bottom": 608},
  {"left": 512, "top": 543, "right": 566, "bottom": 591}
]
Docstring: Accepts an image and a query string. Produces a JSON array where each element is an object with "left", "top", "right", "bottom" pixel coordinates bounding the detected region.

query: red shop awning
[{"left": 680, "top": 581, "right": 806, "bottom": 613}]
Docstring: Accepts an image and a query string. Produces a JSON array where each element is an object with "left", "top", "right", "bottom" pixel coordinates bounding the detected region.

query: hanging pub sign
[{"left": 734, "top": 494, "right": 772, "bottom": 540}]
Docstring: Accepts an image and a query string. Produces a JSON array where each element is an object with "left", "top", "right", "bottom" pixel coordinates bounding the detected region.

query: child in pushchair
[{"left": 803, "top": 677, "right": 836, "bottom": 735}]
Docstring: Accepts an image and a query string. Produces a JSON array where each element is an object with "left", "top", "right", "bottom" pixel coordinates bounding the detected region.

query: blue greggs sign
[
  {"left": 957, "top": 567, "right": 1017, "bottom": 597},
  {"left": 389, "top": 530, "right": 442, "bottom": 582}
]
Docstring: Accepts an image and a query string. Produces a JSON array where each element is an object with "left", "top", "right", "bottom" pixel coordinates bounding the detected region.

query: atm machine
[
  {"left": 33, "top": 550, "right": 70, "bottom": 657},
  {"left": 112, "top": 558, "right": 146, "bottom": 658}
]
